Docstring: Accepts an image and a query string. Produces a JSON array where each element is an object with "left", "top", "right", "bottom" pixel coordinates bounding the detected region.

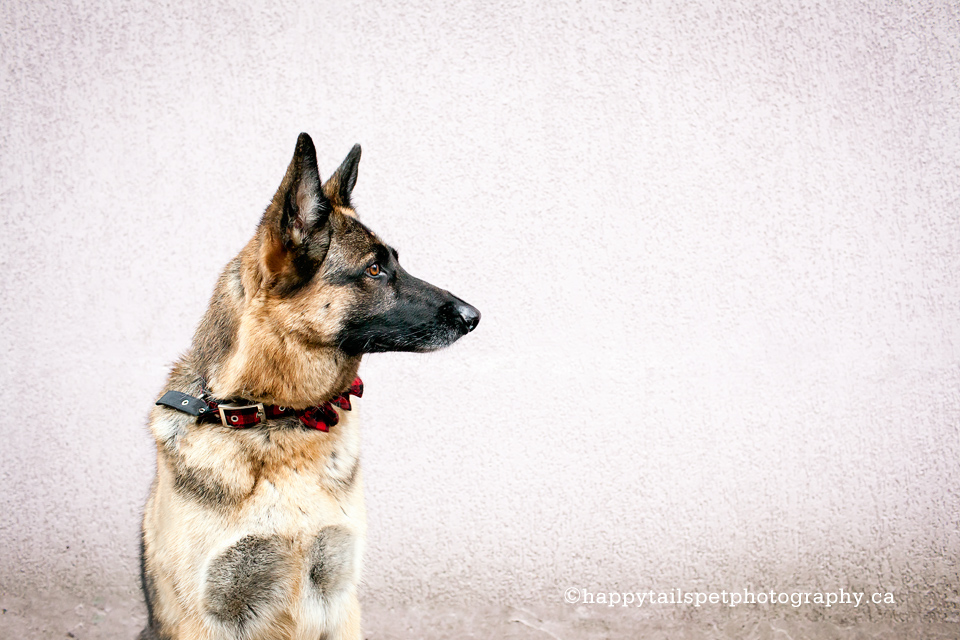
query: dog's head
[{"left": 248, "top": 133, "right": 480, "bottom": 356}]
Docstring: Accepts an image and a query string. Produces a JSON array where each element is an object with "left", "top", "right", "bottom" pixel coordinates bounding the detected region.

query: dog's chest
[{"left": 193, "top": 420, "right": 366, "bottom": 636}]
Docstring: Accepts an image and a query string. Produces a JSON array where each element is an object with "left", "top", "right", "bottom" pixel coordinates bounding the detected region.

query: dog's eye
[{"left": 366, "top": 263, "right": 382, "bottom": 278}]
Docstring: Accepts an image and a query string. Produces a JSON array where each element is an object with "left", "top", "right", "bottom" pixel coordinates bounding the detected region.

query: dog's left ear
[
  {"left": 323, "top": 144, "right": 361, "bottom": 209},
  {"left": 260, "top": 133, "right": 333, "bottom": 292}
]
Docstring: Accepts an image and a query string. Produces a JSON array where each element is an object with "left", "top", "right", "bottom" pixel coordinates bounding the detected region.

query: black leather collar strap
[{"left": 156, "top": 390, "right": 214, "bottom": 417}]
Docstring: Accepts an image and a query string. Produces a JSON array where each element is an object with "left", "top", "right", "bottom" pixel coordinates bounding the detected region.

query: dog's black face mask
[{"left": 329, "top": 225, "right": 481, "bottom": 355}]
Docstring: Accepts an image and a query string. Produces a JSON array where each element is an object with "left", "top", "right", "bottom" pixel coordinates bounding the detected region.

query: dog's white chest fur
[{"left": 144, "top": 408, "right": 366, "bottom": 640}]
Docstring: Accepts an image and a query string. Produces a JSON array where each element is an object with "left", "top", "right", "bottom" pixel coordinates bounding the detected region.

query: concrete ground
[{"left": 2, "top": 588, "right": 958, "bottom": 640}]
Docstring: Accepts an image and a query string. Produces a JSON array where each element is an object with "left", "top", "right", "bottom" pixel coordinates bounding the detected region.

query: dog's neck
[
  {"left": 188, "top": 255, "right": 361, "bottom": 410},
  {"left": 211, "top": 317, "right": 361, "bottom": 409}
]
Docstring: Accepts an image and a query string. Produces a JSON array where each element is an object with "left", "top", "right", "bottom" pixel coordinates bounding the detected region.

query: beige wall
[{"left": 2, "top": 1, "right": 959, "bottom": 637}]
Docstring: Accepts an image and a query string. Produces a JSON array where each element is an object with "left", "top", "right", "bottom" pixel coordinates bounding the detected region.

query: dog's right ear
[
  {"left": 259, "top": 133, "right": 333, "bottom": 292},
  {"left": 323, "top": 144, "right": 361, "bottom": 209}
]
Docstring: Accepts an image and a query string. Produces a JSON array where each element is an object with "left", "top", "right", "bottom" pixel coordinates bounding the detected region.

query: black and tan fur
[{"left": 140, "top": 133, "right": 479, "bottom": 640}]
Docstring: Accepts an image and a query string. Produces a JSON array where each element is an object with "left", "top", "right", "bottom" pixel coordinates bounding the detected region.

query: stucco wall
[{"left": 2, "top": 1, "right": 959, "bottom": 638}]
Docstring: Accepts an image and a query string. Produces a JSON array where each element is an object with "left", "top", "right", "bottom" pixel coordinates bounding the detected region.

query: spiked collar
[{"left": 156, "top": 377, "right": 363, "bottom": 432}]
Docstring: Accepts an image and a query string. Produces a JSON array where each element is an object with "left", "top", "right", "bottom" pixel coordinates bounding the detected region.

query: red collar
[{"left": 156, "top": 377, "right": 363, "bottom": 433}]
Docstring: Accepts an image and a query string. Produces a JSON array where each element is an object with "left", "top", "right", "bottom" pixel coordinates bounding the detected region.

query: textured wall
[{"left": 2, "top": 0, "right": 959, "bottom": 638}]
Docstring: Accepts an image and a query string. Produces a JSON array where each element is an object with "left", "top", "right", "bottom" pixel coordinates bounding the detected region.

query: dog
[{"left": 139, "top": 133, "right": 480, "bottom": 640}]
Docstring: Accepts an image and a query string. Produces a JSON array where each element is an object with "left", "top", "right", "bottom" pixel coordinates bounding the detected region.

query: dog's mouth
[
  {"left": 412, "top": 319, "right": 480, "bottom": 354},
  {"left": 336, "top": 298, "right": 480, "bottom": 356},
  {"left": 401, "top": 297, "right": 480, "bottom": 353}
]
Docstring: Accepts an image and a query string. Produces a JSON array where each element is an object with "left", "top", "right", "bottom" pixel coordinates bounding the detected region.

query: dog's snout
[{"left": 455, "top": 300, "right": 480, "bottom": 333}]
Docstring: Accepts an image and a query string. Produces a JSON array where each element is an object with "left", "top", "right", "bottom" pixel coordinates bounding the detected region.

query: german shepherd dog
[{"left": 140, "top": 133, "right": 480, "bottom": 640}]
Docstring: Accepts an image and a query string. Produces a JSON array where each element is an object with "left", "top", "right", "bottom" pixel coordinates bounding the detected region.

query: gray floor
[{"left": 3, "top": 590, "right": 958, "bottom": 640}]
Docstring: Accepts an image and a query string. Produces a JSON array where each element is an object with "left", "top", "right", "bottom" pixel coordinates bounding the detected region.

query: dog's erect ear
[
  {"left": 323, "top": 144, "right": 361, "bottom": 209},
  {"left": 273, "top": 133, "right": 331, "bottom": 240},
  {"left": 260, "top": 133, "right": 333, "bottom": 291}
]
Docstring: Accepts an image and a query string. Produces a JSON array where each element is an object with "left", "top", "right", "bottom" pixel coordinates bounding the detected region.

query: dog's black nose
[{"left": 455, "top": 301, "right": 480, "bottom": 333}]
